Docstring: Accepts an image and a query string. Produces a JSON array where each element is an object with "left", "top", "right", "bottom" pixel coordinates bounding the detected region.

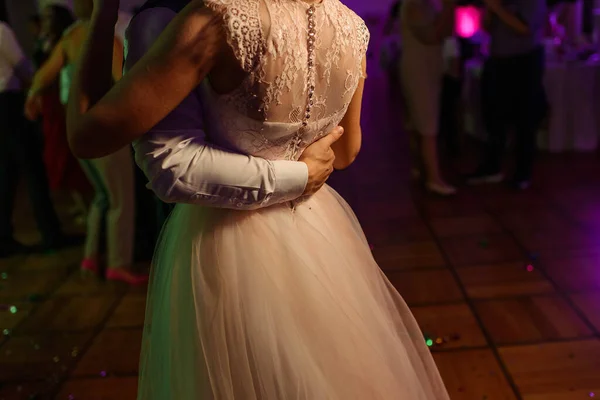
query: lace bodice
[{"left": 201, "top": 0, "right": 369, "bottom": 161}]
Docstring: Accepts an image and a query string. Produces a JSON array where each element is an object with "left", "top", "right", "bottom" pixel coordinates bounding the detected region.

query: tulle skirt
[{"left": 137, "top": 185, "right": 450, "bottom": 399}]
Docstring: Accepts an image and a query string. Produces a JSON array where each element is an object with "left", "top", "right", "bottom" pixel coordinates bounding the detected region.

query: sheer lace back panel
[{"left": 202, "top": 0, "right": 369, "bottom": 161}]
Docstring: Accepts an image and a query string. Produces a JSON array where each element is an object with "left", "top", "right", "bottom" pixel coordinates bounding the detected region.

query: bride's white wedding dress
[{"left": 136, "top": 0, "right": 450, "bottom": 398}]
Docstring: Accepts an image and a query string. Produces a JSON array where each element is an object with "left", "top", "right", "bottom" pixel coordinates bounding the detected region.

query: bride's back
[{"left": 203, "top": 0, "right": 369, "bottom": 160}]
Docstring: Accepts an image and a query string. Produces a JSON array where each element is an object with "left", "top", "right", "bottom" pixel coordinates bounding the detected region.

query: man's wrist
[{"left": 271, "top": 160, "right": 309, "bottom": 202}]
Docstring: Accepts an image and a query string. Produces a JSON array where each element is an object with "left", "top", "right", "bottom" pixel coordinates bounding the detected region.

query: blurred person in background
[
  {"left": 27, "top": 4, "right": 90, "bottom": 222},
  {"left": 28, "top": 14, "right": 47, "bottom": 67},
  {"left": 0, "top": 17, "right": 77, "bottom": 257},
  {"left": 466, "top": 0, "right": 547, "bottom": 189},
  {"left": 25, "top": 0, "right": 144, "bottom": 284},
  {"left": 400, "top": 0, "right": 457, "bottom": 195},
  {"left": 439, "top": 33, "right": 462, "bottom": 157}
]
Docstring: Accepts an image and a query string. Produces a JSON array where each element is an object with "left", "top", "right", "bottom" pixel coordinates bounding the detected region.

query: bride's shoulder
[
  {"left": 198, "top": 0, "right": 263, "bottom": 72},
  {"left": 333, "top": 0, "right": 370, "bottom": 53},
  {"left": 201, "top": 0, "right": 259, "bottom": 13}
]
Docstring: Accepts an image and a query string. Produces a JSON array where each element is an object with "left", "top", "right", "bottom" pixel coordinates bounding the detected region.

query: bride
[{"left": 67, "top": 0, "right": 450, "bottom": 398}]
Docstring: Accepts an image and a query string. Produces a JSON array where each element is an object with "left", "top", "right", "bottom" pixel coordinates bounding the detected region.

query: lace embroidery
[
  {"left": 204, "top": 0, "right": 263, "bottom": 73},
  {"left": 201, "top": 0, "right": 370, "bottom": 162}
]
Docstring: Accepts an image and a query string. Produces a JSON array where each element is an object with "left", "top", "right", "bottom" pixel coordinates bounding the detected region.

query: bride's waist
[{"left": 177, "top": 185, "right": 333, "bottom": 213}]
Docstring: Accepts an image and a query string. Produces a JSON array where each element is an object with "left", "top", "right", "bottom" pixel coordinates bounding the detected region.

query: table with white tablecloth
[{"left": 463, "top": 59, "right": 600, "bottom": 152}]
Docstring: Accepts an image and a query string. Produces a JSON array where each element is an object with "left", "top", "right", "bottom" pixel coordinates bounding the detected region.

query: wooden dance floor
[{"left": 0, "top": 67, "right": 599, "bottom": 399}]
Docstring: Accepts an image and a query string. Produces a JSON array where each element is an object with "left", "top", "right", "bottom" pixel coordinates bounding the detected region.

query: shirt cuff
[{"left": 270, "top": 160, "right": 308, "bottom": 204}]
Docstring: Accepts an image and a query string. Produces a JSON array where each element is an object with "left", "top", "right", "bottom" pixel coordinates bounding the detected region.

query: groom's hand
[{"left": 299, "top": 126, "right": 344, "bottom": 196}]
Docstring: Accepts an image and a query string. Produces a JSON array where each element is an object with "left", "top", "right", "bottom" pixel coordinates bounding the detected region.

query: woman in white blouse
[{"left": 400, "top": 0, "right": 457, "bottom": 195}]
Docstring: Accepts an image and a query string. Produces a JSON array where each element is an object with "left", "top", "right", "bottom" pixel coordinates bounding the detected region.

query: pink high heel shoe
[
  {"left": 80, "top": 258, "right": 99, "bottom": 275},
  {"left": 106, "top": 268, "right": 149, "bottom": 285}
]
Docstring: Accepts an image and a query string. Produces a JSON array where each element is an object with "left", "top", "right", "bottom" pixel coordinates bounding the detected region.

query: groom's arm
[{"left": 125, "top": 7, "right": 308, "bottom": 209}]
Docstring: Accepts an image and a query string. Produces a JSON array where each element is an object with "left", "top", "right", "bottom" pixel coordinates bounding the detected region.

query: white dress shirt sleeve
[{"left": 125, "top": 8, "right": 308, "bottom": 210}]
